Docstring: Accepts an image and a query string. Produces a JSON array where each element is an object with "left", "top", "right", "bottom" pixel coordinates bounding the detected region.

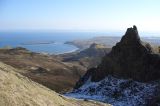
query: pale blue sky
[{"left": 0, "top": 0, "right": 160, "bottom": 32}]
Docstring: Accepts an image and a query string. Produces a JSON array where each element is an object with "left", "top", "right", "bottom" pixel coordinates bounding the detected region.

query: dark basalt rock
[
  {"left": 90, "top": 25, "right": 160, "bottom": 82},
  {"left": 74, "top": 68, "right": 96, "bottom": 89}
]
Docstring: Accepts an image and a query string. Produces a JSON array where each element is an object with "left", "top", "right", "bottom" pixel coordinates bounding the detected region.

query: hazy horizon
[{"left": 0, "top": 0, "right": 160, "bottom": 34}]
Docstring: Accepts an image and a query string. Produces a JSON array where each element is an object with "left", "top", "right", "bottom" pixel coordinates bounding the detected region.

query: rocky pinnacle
[{"left": 90, "top": 25, "right": 160, "bottom": 82}]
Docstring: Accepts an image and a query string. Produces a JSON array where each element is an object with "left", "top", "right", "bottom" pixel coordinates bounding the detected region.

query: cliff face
[{"left": 92, "top": 25, "right": 160, "bottom": 82}]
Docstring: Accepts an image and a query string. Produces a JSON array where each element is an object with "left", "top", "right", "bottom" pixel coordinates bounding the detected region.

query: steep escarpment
[{"left": 66, "top": 26, "right": 160, "bottom": 106}]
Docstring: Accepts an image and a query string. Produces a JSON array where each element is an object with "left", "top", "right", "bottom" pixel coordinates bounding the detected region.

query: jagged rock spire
[
  {"left": 90, "top": 26, "right": 160, "bottom": 82},
  {"left": 120, "top": 25, "right": 140, "bottom": 45}
]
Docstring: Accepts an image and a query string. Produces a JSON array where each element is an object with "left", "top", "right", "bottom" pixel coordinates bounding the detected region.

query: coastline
[
  {"left": 57, "top": 48, "right": 79, "bottom": 55},
  {"left": 22, "top": 42, "right": 80, "bottom": 55},
  {"left": 64, "top": 41, "right": 84, "bottom": 50}
]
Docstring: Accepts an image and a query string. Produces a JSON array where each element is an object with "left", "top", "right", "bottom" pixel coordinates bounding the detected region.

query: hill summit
[{"left": 92, "top": 25, "right": 160, "bottom": 82}]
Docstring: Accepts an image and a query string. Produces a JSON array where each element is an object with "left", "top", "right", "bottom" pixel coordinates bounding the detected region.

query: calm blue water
[{"left": 0, "top": 32, "right": 98, "bottom": 54}]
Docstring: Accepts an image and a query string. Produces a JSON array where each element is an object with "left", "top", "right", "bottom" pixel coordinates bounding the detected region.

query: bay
[{"left": 0, "top": 32, "right": 98, "bottom": 54}]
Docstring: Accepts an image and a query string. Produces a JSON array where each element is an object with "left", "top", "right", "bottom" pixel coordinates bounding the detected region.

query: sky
[{"left": 0, "top": 0, "right": 160, "bottom": 32}]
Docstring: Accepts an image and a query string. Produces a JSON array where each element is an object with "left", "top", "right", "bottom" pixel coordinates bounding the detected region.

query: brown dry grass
[
  {"left": 0, "top": 62, "right": 110, "bottom": 106},
  {"left": 0, "top": 48, "right": 85, "bottom": 92}
]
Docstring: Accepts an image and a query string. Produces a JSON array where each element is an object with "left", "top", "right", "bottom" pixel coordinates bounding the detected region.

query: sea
[
  {"left": 0, "top": 32, "right": 100, "bottom": 54},
  {"left": 1, "top": 31, "right": 160, "bottom": 54}
]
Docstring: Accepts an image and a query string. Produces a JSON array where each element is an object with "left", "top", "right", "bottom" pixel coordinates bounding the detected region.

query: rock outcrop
[{"left": 91, "top": 25, "right": 160, "bottom": 82}]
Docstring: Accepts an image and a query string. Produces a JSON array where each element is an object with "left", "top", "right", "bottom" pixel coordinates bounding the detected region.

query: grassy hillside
[
  {"left": 0, "top": 62, "right": 110, "bottom": 106},
  {"left": 0, "top": 47, "right": 85, "bottom": 92}
]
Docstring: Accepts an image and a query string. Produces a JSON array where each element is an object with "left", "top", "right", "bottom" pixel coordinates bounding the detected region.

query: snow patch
[{"left": 65, "top": 76, "right": 158, "bottom": 106}]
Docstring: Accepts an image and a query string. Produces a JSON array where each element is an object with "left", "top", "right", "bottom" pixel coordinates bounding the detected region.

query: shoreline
[
  {"left": 1, "top": 41, "right": 81, "bottom": 55},
  {"left": 56, "top": 48, "right": 79, "bottom": 55},
  {"left": 64, "top": 42, "right": 84, "bottom": 50}
]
